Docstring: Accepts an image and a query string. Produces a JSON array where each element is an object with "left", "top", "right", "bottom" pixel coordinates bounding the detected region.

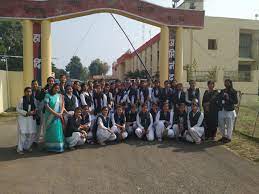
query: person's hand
[{"left": 56, "top": 113, "right": 63, "bottom": 118}]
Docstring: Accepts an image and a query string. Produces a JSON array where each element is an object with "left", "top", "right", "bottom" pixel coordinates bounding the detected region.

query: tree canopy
[{"left": 88, "top": 58, "right": 110, "bottom": 76}]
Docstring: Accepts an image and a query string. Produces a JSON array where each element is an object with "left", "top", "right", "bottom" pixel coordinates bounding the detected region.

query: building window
[
  {"left": 208, "top": 39, "right": 217, "bottom": 50},
  {"left": 239, "top": 33, "right": 252, "bottom": 58}
]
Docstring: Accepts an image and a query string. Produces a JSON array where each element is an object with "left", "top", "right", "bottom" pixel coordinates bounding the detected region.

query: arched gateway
[{"left": 0, "top": 0, "right": 204, "bottom": 86}]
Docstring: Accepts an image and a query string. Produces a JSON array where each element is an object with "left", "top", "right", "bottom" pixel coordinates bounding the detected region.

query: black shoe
[
  {"left": 218, "top": 137, "right": 227, "bottom": 142},
  {"left": 223, "top": 138, "right": 231, "bottom": 143}
]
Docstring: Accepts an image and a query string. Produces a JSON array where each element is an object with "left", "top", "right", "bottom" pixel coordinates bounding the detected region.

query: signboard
[
  {"left": 168, "top": 28, "right": 176, "bottom": 80},
  {"left": 33, "top": 23, "right": 42, "bottom": 85}
]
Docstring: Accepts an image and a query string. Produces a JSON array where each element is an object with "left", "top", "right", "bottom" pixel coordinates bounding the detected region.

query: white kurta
[{"left": 16, "top": 97, "right": 37, "bottom": 151}]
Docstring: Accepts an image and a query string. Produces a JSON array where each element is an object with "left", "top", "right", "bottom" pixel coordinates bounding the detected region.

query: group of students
[{"left": 16, "top": 74, "right": 238, "bottom": 154}]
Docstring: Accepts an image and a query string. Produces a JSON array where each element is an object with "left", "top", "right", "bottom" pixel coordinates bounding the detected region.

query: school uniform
[
  {"left": 217, "top": 89, "right": 238, "bottom": 140},
  {"left": 160, "top": 88, "right": 173, "bottom": 109},
  {"left": 185, "top": 88, "right": 200, "bottom": 112},
  {"left": 139, "top": 87, "right": 151, "bottom": 108},
  {"left": 126, "top": 111, "right": 138, "bottom": 135},
  {"left": 111, "top": 113, "right": 128, "bottom": 140},
  {"left": 64, "top": 93, "right": 79, "bottom": 124},
  {"left": 80, "top": 91, "right": 94, "bottom": 110},
  {"left": 202, "top": 90, "right": 219, "bottom": 139},
  {"left": 186, "top": 110, "right": 204, "bottom": 144},
  {"left": 173, "top": 111, "right": 188, "bottom": 137},
  {"left": 114, "top": 89, "right": 127, "bottom": 106},
  {"left": 16, "top": 96, "right": 37, "bottom": 152},
  {"left": 155, "top": 110, "right": 176, "bottom": 140},
  {"left": 81, "top": 112, "right": 92, "bottom": 139},
  {"left": 65, "top": 116, "right": 86, "bottom": 148},
  {"left": 151, "top": 87, "right": 162, "bottom": 105},
  {"left": 96, "top": 115, "right": 117, "bottom": 143},
  {"left": 59, "top": 84, "right": 66, "bottom": 95},
  {"left": 73, "top": 89, "right": 81, "bottom": 106},
  {"left": 93, "top": 92, "right": 107, "bottom": 115},
  {"left": 127, "top": 87, "right": 138, "bottom": 106},
  {"left": 135, "top": 111, "right": 154, "bottom": 141},
  {"left": 173, "top": 90, "right": 186, "bottom": 110}
]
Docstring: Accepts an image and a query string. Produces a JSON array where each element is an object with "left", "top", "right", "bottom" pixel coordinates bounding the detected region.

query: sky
[{"left": 52, "top": 0, "right": 259, "bottom": 74}]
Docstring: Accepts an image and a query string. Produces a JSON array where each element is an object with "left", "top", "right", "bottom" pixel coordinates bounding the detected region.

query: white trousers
[
  {"left": 155, "top": 121, "right": 177, "bottom": 139},
  {"left": 17, "top": 132, "right": 36, "bottom": 152},
  {"left": 185, "top": 127, "right": 204, "bottom": 143},
  {"left": 111, "top": 126, "right": 128, "bottom": 140},
  {"left": 135, "top": 127, "right": 154, "bottom": 141},
  {"left": 97, "top": 128, "right": 117, "bottom": 143},
  {"left": 218, "top": 110, "right": 236, "bottom": 139},
  {"left": 126, "top": 122, "right": 138, "bottom": 135},
  {"left": 66, "top": 132, "right": 86, "bottom": 148}
]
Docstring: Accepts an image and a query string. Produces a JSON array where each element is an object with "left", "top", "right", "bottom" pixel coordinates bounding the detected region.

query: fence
[
  {"left": 224, "top": 71, "right": 252, "bottom": 82},
  {"left": 187, "top": 70, "right": 217, "bottom": 82}
]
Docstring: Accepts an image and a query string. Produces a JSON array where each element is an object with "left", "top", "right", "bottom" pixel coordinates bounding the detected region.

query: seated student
[
  {"left": 65, "top": 107, "right": 87, "bottom": 149},
  {"left": 16, "top": 87, "right": 37, "bottom": 154},
  {"left": 173, "top": 103, "right": 188, "bottom": 139},
  {"left": 64, "top": 85, "right": 79, "bottom": 123},
  {"left": 81, "top": 105, "right": 92, "bottom": 137},
  {"left": 135, "top": 104, "right": 154, "bottom": 141},
  {"left": 155, "top": 102, "right": 176, "bottom": 141},
  {"left": 150, "top": 102, "right": 159, "bottom": 132},
  {"left": 96, "top": 107, "right": 117, "bottom": 145},
  {"left": 185, "top": 99, "right": 204, "bottom": 144},
  {"left": 125, "top": 104, "right": 138, "bottom": 135},
  {"left": 111, "top": 105, "right": 128, "bottom": 140}
]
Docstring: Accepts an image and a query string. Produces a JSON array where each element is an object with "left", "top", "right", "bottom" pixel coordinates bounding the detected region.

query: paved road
[{"left": 0, "top": 118, "right": 259, "bottom": 194}]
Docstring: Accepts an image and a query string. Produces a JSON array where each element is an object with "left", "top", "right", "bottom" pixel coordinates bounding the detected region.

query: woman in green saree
[{"left": 44, "top": 83, "right": 65, "bottom": 152}]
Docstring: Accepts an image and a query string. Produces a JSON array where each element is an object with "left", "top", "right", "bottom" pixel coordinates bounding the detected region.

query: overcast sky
[{"left": 52, "top": 0, "right": 259, "bottom": 74}]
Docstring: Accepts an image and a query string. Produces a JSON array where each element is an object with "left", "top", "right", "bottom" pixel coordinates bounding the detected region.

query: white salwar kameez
[
  {"left": 186, "top": 112, "right": 204, "bottom": 144},
  {"left": 155, "top": 111, "right": 177, "bottom": 140},
  {"left": 16, "top": 98, "right": 37, "bottom": 152},
  {"left": 135, "top": 113, "right": 154, "bottom": 141},
  {"left": 218, "top": 109, "right": 236, "bottom": 140},
  {"left": 96, "top": 117, "right": 117, "bottom": 143},
  {"left": 111, "top": 114, "right": 128, "bottom": 140},
  {"left": 66, "top": 132, "right": 86, "bottom": 148},
  {"left": 126, "top": 121, "right": 138, "bottom": 135}
]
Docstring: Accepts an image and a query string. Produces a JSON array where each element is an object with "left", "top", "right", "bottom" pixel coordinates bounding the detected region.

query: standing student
[
  {"left": 217, "top": 79, "right": 238, "bottom": 143},
  {"left": 173, "top": 83, "right": 186, "bottom": 111},
  {"left": 93, "top": 84, "right": 107, "bottom": 115},
  {"left": 155, "top": 102, "right": 176, "bottom": 141},
  {"left": 103, "top": 83, "right": 114, "bottom": 111},
  {"left": 111, "top": 105, "right": 128, "bottom": 140},
  {"left": 139, "top": 81, "right": 151, "bottom": 109},
  {"left": 135, "top": 104, "right": 154, "bottom": 141},
  {"left": 127, "top": 82, "right": 139, "bottom": 109},
  {"left": 96, "top": 107, "right": 117, "bottom": 145},
  {"left": 173, "top": 103, "right": 188, "bottom": 138},
  {"left": 202, "top": 80, "right": 219, "bottom": 140},
  {"left": 186, "top": 80, "right": 201, "bottom": 112},
  {"left": 160, "top": 80, "right": 173, "bottom": 109},
  {"left": 16, "top": 87, "right": 37, "bottom": 154},
  {"left": 65, "top": 107, "right": 87, "bottom": 149},
  {"left": 44, "top": 83, "right": 65, "bottom": 153},
  {"left": 151, "top": 80, "right": 161, "bottom": 106},
  {"left": 126, "top": 104, "right": 138, "bottom": 135},
  {"left": 80, "top": 83, "right": 94, "bottom": 110},
  {"left": 72, "top": 81, "right": 81, "bottom": 105},
  {"left": 185, "top": 99, "right": 204, "bottom": 144},
  {"left": 59, "top": 74, "right": 67, "bottom": 95}
]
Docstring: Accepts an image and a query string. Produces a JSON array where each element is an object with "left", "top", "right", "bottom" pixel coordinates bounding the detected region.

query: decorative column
[
  {"left": 41, "top": 20, "right": 52, "bottom": 87},
  {"left": 33, "top": 22, "right": 42, "bottom": 86},
  {"left": 175, "top": 27, "right": 184, "bottom": 82},
  {"left": 22, "top": 20, "right": 34, "bottom": 87},
  {"left": 159, "top": 25, "right": 169, "bottom": 84}
]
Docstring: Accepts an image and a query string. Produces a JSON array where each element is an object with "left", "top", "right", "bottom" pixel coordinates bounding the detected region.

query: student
[
  {"left": 155, "top": 102, "right": 175, "bottom": 141},
  {"left": 217, "top": 79, "right": 238, "bottom": 143},
  {"left": 72, "top": 81, "right": 81, "bottom": 105},
  {"left": 81, "top": 105, "right": 92, "bottom": 137},
  {"left": 44, "top": 83, "right": 65, "bottom": 153},
  {"left": 64, "top": 85, "right": 79, "bottom": 123},
  {"left": 37, "top": 76, "right": 55, "bottom": 102},
  {"left": 80, "top": 83, "right": 94, "bottom": 110},
  {"left": 186, "top": 80, "right": 201, "bottom": 112},
  {"left": 151, "top": 80, "right": 161, "bottom": 105},
  {"left": 185, "top": 99, "right": 204, "bottom": 144},
  {"left": 160, "top": 80, "right": 173, "bottom": 109},
  {"left": 126, "top": 104, "right": 138, "bottom": 135},
  {"left": 135, "top": 104, "right": 154, "bottom": 141},
  {"left": 59, "top": 74, "right": 67, "bottom": 95},
  {"left": 150, "top": 102, "right": 159, "bottom": 127},
  {"left": 127, "top": 82, "right": 139, "bottom": 108},
  {"left": 111, "top": 105, "right": 128, "bottom": 140},
  {"left": 139, "top": 80, "right": 151, "bottom": 109},
  {"left": 65, "top": 107, "right": 87, "bottom": 149},
  {"left": 173, "top": 103, "right": 188, "bottom": 138},
  {"left": 16, "top": 87, "right": 37, "bottom": 154},
  {"left": 96, "top": 107, "right": 117, "bottom": 145},
  {"left": 202, "top": 80, "right": 219, "bottom": 140},
  {"left": 93, "top": 84, "right": 107, "bottom": 115},
  {"left": 173, "top": 83, "right": 186, "bottom": 111},
  {"left": 103, "top": 83, "right": 114, "bottom": 111}
]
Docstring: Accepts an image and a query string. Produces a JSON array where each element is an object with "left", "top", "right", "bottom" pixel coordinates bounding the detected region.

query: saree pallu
[{"left": 44, "top": 93, "right": 65, "bottom": 152}]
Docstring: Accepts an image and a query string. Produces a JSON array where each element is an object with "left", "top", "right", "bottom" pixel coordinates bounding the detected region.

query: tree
[
  {"left": 0, "top": 21, "right": 23, "bottom": 71},
  {"left": 80, "top": 67, "right": 89, "bottom": 81},
  {"left": 88, "top": 58, "right": 110, "bottom": 76},
  {"left": 125, "top": 70, "right": 148, "bottom": 79},
  {"left": 52, "top": 63, "right": 68, "bottom": 78},
  {"left": 65, "top": 56, "right": 84, "bottom": 79}
]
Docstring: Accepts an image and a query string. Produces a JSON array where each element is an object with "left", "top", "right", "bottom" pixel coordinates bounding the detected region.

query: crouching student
[
  {"left": 96, "top": 107, "right": 117, "bottom": 145},
  {"left": 173, "top": 103, "right": 188, "bottom": 139},
  {"left": 135, "top": 104, "right": 154, "bottom": 141},
  {"left": 126, "top": 104, "right": 138, "bottom": 135},
  {"left": 185, "top": 99, "right": 204, "bottom": 144},
  {"left": 16, "top": 87, "right": 37, "bottom": 154},
  {"left": 65, "top": 107, "right": 87, "bottom": 150},
  {"left": 111, "top": 105, "right": 128, "bottom": 141},
  {"left": 155, "top": 102, "right": 176, "bottom": 141}
]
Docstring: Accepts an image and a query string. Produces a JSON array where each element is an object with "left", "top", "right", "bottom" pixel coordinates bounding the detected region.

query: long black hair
[
  {"left": 49, "top": 83, "right": 60, "bottom": 96},
  {"left": 224, "top": 79, "right": 233, "bottom": 90}
]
